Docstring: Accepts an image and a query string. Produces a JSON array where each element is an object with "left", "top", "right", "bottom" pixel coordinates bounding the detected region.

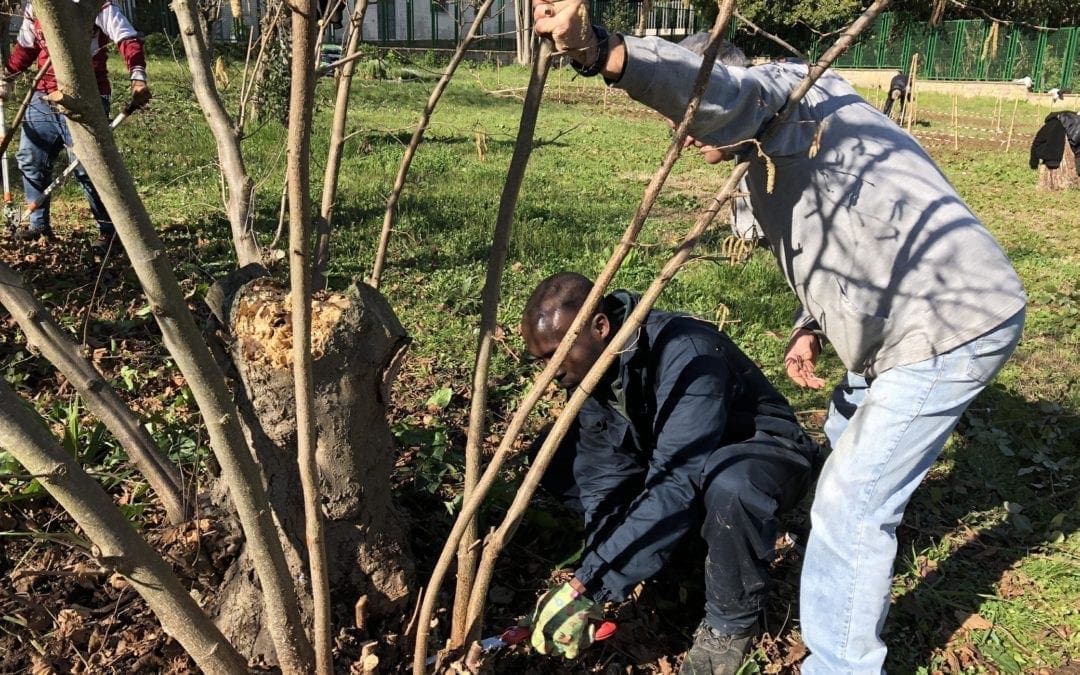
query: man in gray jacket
[{"left": 532, "top": 2, "right": 1026, "bottom": 673}]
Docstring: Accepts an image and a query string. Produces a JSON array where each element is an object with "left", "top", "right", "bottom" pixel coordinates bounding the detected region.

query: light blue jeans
[
  {"left": 17, "top": 92, "right": 113, "bottom": 235},
  {"left": 800, "top": 308, "right": 1025, "bottom": 674}
]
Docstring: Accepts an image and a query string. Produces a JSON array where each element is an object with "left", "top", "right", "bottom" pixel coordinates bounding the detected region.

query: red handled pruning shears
[{"left": 425, "top": 620, "right": 618, "bottom": 666}]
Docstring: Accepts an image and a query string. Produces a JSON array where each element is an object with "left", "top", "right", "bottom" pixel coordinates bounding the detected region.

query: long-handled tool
[
  {"left": 0, "top": 100, "right": 18, "bottom": 233},
  {"left": 19, "top": 98, "right": 139, "bottom": 224}
]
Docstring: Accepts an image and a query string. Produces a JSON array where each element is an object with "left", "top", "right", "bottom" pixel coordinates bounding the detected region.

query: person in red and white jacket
[{"left": 1, "top": 1, "right": 152, "bottom": 252}]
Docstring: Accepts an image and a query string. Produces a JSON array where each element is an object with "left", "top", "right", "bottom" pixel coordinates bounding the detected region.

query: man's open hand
[{"left": 784, "top": 328, "right": 826, "bottom": 389}]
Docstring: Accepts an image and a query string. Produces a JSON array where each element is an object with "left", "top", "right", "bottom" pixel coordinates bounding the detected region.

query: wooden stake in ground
[
  {"left": 1005, "top": 97, "right": 1019, "bottom": 152},
  {"left": 904, "top": 52, "right": 919, "bottom": 132},
  {"left": 953, "top": 91, "right": 959, "bottom": 150},
  {"left": 370, "top": 0, "right": 501, "bottom": 289}
]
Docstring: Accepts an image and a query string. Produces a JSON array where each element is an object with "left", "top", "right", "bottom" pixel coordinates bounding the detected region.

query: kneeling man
[{"left": 523, "top": 272, "right": 820, "bottom": 674}]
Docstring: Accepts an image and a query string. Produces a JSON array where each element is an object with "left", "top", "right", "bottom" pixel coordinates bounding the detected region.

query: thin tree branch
[
  {"left": 171, "top": 0, "right": 262, "bottom": 267},
  {"left": 34, "top": 1, "right": 314, "bottom": 671},
  {"left": 369, "top": 0, "right": 500, "bottom": 289},
  {"left": 286, "top": 0, "right": 333, "bottom": 672},
  {"left": 451, "top": 32, "right": 553, "bottom": 653},
  {"left": 0, "top": 380, "right": 248, "bottom": 675},
  {"left": 313, "top": 0, "right": 371, "bottom": 282},
  {"left": 0, "top": 262, "right": 190, "bottom": 525},
  {"left": 734, "top": 10, "right": 804, "bottom": 59}
]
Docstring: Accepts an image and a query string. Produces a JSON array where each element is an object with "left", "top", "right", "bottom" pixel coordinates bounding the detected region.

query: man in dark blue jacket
[{"left": 523, "top": 272, "right": 820, "bottom": 674}]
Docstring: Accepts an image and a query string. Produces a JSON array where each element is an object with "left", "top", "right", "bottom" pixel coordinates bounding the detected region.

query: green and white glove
[{"left": 527, "top": 581, "right": 602, "bottom": 659}]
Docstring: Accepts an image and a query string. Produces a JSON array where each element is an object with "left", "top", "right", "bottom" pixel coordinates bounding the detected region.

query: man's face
[{"left": 523, "top": 308, "right": 610, "bottom": 390}]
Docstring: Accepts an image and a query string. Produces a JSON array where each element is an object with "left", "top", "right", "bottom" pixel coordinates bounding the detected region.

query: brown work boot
[{"left": 679, "top": 620, "right": 759, "bottom": 675}]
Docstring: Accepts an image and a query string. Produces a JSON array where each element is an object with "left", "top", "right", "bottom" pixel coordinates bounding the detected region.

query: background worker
[
  {"left": 531, "top": 3, "right": 1026, "bottom": 672},
  {"left": 882, "top": 70, "right": 910, "bottom": 119},
  {"left": 523, "top": 272, "right": 820, "bottom": 674},
  {"left": 1, "top": 0, "right": 151, "bottom": 254}
]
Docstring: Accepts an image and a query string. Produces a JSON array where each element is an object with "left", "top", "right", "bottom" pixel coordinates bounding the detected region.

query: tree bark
[
  {"left": 0, "top": 380, "right": 248, "bottom": 675},
  {"left": 0, "top": 262, "right": 189, "bottom": 525},
  {"left": 171, "top": 0, "right": 262, "bottom": 267},
  {"left": 1037, "top": 138, "right": 1079, "bottom": 190},
  {"left": 205, "top": 270, "right": 414, "bottom": 664},
  {"left": 314, "top": 0, "right": 371, "bottom": 283},
  {"left": 32, "top": 2, "right": 313, "bottom": 671},
  {"left": 515, "top": 0, "right": 533, "bottom": 64},
  {"left": 450, "top": 37, "right": 553, "bottom": 651},
  {"left": 285, "top": 0, "right": 333, "bottom": 671},
  {"left": 370, "top": 0, "right": 498, "bottom": 290}
]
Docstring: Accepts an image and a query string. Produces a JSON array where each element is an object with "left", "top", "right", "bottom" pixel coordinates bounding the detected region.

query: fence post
[
  {"left": 949, "top": 20, "right": 963, "bottom": 80},
  {"left": 497, "top": 0, "right": 505, "bottom": 50},
  {"left": 925, "top": 28, "right": 938, "bottom": 79},
  {"left": 1003, "top": 25, "right": 1019, "bottom": 80},
  {"left": 406, "top": 0, "right": 414, "bottom": 45},
  {"left": 975, "top": 19, "right": 989, "bottom": 80},
  {"left": 875, "top": 13, "right": 890, "bottom": 68},
  {"left": 1032, "top": 26, "right": 1048, "bottom": 91},
  {"left": 1060, "top": 26, "right": 1078, "bottom": 90}
]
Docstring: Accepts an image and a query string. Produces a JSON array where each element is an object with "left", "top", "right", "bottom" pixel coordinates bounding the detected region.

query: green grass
[{"left": 10, "top": 52, "right": 1080, "bottom": 671}]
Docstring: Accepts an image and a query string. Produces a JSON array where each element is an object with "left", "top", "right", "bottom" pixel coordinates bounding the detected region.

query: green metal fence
[{"left": 797, "top": 13, "right": 1078, "bottom": 91}]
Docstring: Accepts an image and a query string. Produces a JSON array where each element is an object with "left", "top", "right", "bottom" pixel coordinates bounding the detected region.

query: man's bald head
[
  {"left": 521, "top": 273, "right": 610, "bottom": 389},
  {"left": 522, "top": 272, "right": 593, "bottom": 341}
]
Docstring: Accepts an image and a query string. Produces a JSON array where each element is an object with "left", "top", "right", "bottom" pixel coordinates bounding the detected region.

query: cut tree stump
[
  {"left": 204, "top": 266, "right": 414, "bottom": 664},
  {"left": 1037, "top": 138, "right": 1079, "bottom": 191}
]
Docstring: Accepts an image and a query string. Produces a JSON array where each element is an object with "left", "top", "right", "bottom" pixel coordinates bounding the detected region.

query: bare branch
[
  {"left": 171, "top": 0, "right": 262, "bottom": 266},
  {"left": 33, "top": 1, "right": 314, "bottom": 670},
  {"left": 369, "top": 0, "right": 500, "bottom": 289},
  {"left": 734, "top": 10, "right": 804, "bottom": 59},
  {"left": 0, "top": 262, "right": 189, "bottom": 525},
  {"left": 0, "top": 380, "right": 248, "bottom": 675},
  {"left": 313, "top": 0, "right": 371, "bottom": 282},
  {"left": 286, "top": 0, "right": 333, "bottom": 671}
]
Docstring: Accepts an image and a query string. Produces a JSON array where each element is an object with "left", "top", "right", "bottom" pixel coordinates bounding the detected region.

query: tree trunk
[
  {"left": 1037, "top": 138, "right": 1079, "bottom": 190},
  {"left": 515, "top": 0, "right": 533, "bottom": 64},
  {"left": 205, "top": 269, "right": 415, "bottom": 663}
]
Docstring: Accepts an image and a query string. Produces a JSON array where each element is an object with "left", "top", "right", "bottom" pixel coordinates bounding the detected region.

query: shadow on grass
[{"left": 882, "top": 383, "right": 1079, "bottom": 672}]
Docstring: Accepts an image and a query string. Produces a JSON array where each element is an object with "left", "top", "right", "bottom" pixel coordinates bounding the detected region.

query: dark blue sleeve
[
  {"left": 576, "top": 332, "right": 734, "bottom": 601},
  {"left": 569, "top": 400, "right": 648, "bottom": 551}
]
